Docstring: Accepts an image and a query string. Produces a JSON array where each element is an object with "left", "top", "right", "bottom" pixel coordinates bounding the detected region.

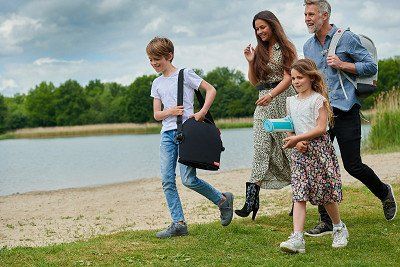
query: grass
[
  {"left": 366, "top": 89, "right": 400, "bottom": 153},
  {"left": 1, "top": 184, "right": 399, "bottom": 266},
  {"left": 0, "top": 118, "right": 254, "bottom": 140}
]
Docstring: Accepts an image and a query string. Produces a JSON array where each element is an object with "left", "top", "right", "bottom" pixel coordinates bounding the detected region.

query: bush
[{"left": 367, "top": 89, "right": 400, "bottom": 150}]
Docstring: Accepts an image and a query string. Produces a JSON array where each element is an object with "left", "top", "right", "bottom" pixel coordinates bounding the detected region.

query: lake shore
[
  {"left": 1, "top": 112, "right": 375, "bottom": 140},
  {"left": 1, "top": 151, "right": 399, "bottom": 248}
]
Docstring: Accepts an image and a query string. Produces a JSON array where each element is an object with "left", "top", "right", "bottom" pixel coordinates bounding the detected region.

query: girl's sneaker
[
  {"left": 332, "top": 223, "right": 349, "bottom": 248},
  {"left": 280, "top": 232, "right": 306, "bottom": 253}
]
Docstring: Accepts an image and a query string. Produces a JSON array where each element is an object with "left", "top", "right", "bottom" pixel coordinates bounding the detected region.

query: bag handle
[{"left": 176, "top": 69, "right": 215, "bottom": 142}]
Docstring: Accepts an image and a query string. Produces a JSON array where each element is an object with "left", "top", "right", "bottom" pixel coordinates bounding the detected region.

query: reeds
[
  {"left": 8, "top": 123, "right": 163, "bottom": 139},
  {"left": 0, "top": 117, "right": 254, "bottom": 139},
  {"left": 367, "top": 88, "right": 400, "bottom": 151}
]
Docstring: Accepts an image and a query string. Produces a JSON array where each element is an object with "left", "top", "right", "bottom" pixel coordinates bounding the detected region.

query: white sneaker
[
  {"left": 332, "top": 223, "right": 349, "bottom": 248},
  {"left": 280, "top": 232, "right": 306, "bottom": 253}
]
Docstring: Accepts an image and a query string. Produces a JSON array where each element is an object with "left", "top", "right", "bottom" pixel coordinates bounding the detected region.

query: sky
[{"left": 0, "top": 0, "right": 399, "bottom": 96}]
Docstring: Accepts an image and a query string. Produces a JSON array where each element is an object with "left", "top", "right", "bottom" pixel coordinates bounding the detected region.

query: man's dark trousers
[{"left": 319, "top": 105, "right": 389, "bottom": 224}]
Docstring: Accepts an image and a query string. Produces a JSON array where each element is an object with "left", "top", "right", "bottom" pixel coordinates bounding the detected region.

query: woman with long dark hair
[{"left": 235, "top": 10, "right": 297, "bottom": 220}]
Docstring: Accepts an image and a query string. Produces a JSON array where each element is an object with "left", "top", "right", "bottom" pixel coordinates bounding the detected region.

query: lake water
[{"left": 0, "top": 125, "right": 371, "bottom": 196}]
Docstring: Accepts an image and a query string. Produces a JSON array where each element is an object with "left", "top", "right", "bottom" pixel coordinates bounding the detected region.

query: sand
[{"left": 1, "top": 152, "right": 399, "bottom": 248}]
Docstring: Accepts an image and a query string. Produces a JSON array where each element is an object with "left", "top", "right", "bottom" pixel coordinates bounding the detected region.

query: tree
[
  {"left": 362, "top": 57, "right": 400, "bottom": 109},
  {"left": 54, "top": 80, "right": 89, "bottom": 125},
  {"left": 0, "top": 94, "right": 8, "bottom": 133},
  {"left": 4, "top": 94, "right": 29, "bottom": 130},
  {"left": 124, "top": 74, "right": 157, "bottom": 123},
  {"left": 239, "top": 81, "right": 258, "bottom": 116},
  {"left": 103, "top": 83, "right": 128, "bottom": 123},
  {"left": 378, "top": 56, "right": 400, "bottom": 91},
  {"left": 204, "top": 67, "right": 247, "bottom": 118},
  {"left": 25, "top": 82, "right": 56, "bottom": 127},
  {"left": 81, "top": 79, "right": 107, "bottom": 124}
]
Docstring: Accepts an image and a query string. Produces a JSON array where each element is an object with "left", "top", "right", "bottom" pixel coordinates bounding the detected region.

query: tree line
[{"left": 0, "top": 57, "right": 399, "bottom": 133}]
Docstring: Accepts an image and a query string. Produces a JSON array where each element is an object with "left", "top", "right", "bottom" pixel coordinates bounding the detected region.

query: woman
[{"left": 235, "top": 10, "right": 297, "bottom": 220}]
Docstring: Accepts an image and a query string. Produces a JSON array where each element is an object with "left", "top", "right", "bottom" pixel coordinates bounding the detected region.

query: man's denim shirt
[{"left": 303, "top": 24, "right": 377, "bottom": 111}]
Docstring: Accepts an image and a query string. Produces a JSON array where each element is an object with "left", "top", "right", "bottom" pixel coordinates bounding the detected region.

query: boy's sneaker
[
  {"left": 304, "top": 221, "right": 333, "bottom": 237},
  {"left": 332, "top": 223, "right": 349, "bottom": 248},
  {"left": 280, "top": 232, "right": 306, "bottom": 254},
  {"left": 382, "top": 184, "right": 397, "bottom": 221},
  {"left": 156, "top": 222, "right": 188, "bottom": 239},
  {"left": 219, "top": 192, "right": 234, "bottom": 226}
]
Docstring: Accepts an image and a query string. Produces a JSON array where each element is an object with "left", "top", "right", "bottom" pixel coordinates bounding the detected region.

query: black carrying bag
[{"left": 176, "top": 69, "right": 224, "bottom": 171}]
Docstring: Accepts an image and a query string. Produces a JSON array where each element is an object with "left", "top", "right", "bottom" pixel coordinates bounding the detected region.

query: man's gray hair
[{"left": 304, "top": 0, "right": 331, "bottom": 17}]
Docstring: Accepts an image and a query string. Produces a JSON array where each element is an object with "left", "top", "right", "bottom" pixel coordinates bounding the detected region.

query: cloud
[
  {"left": 358, "top": 1, "right": 400, "bottom": 28},
  {"left": 1, "top": 78, "right": 18, "bottom": 89},
  {"left": 142, "top": 17, "right": 165, "bottom": 33},
  {"left": 0, "top": 14, "right": 42, "bottom": 54},
  {"left": 104, "top": 74, "right": 134, "bottom": 86},
  {"left": 172, "top": 25, "right": 195, "bottom": 37},
  {"left": 0, "top": 57, "right": 146, "bottom": 96},
  {"left": 0, "top": 77, "right": 19, "bottom": 96},
  {"left": 33, "top": 57, "right": 85, "bottom": 66},
  {"left": 0, "top": 0, "right": 399, "bottom": 96},
  {"left": 97, "top": 0, "right": 129, "bottom": 14}
]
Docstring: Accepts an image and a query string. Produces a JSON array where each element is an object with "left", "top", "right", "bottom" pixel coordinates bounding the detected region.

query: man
[{"left": 302, "top": 0, "right": 397, "bottom": 237}]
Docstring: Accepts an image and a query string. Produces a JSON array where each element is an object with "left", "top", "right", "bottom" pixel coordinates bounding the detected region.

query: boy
[{"left": 147, "top": 37, "right": 234, "bottom": 238}]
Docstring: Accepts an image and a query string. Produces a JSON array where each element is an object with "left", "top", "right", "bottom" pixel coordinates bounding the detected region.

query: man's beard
[{"left": 308, "top": 18, "right": 323, "bottom": 34}]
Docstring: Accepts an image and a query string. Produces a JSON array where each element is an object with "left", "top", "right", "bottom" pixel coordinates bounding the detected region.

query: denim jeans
[
  {"left": 319, "top": 105, "right": 389, "bottom": 224},
  {"left": 160, "top": 130, "right": 223, "bottom": 222}
]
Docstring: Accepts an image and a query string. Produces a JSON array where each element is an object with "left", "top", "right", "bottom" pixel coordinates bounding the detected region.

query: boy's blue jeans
[{"left": 160, "top": 130, "right": 223, "bottom": 223}]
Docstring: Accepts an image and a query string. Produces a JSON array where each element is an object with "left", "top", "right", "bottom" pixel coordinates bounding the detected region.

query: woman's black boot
[{"left": 234, "top": 182, "right": 260, "bottom": 220}]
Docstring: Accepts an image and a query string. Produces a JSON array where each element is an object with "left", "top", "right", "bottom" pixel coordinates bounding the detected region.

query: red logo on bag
[{"left": 213, "top": 162, "right": 220, "bottom": 166}]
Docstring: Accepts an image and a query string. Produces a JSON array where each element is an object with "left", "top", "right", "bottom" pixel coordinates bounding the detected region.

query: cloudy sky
[{"left": 0, "top": 0, "right": 399, "bottom": 96}]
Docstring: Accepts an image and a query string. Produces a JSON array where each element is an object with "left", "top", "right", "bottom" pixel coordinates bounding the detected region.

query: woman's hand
[
  {"left": 244, "top": 44, "right": 255, "bottom": 62},
  {"left": 282, "top": 135, "right": 299, "bottom": 149},
  {"left": 295, "top": 141, "right": 308, "bottom": 153},
  {"left": 255, "top": 94, "right": 272, "bottom": 106}
]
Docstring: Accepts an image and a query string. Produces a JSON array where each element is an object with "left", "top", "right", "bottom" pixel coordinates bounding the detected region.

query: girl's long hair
[
  {"left": 252, "top": 10, "right": 297, "bottom": 81},
  {"left": 291, "top": 58, "right": 334, "bottom": 126}
]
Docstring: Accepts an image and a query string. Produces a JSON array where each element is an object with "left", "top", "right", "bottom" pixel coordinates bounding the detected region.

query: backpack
[
  {"left": 328, "top": 28, "right": 378, "bottom": 98},
  {"left": 176, "top": 69, "right": 224, "bottom": 171}
]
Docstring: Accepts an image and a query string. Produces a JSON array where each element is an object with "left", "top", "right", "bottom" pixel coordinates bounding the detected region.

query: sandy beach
[{"left": 1, "top": 152, "right": 399, "bottom": 248}]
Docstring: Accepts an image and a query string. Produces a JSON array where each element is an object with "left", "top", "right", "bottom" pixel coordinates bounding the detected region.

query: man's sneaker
[
  {"left": 304, "top": 221, "right": 333, "bottom": 237},
  {"left": 332, "top": 223, "right": 349, "bottom": 248},
  {"left": 156, "top": 222, "right": 188, "bottom": 239},
  {"left": 219, "top": 192, "right": 234, "bottom": 226},
  {"left": 382, "top": 184, "right": 397, "bottom": 221},
  {"left": 280, "top": 232, "right": 306, "bottom": 254}
]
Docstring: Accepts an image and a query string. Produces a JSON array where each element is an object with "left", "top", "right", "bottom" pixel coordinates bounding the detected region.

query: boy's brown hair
[{"left": 146, "top": 37, "right": 174, "bottom": 62}]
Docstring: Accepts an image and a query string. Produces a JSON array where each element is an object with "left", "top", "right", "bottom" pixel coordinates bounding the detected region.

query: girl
[
  {"left": 235, "top": 10, "right": 297, "bottom": 220},
  {"left": 280, "top": 58, "right": 348, "bottom": 253}
]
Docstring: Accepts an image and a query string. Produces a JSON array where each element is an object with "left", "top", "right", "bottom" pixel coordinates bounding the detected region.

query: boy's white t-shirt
[
  {"left": 150, "top": 68, "right": 203, "bottom": 133},
  {"left": 286, "top": 92, "right": 328, "bottom": 135}
]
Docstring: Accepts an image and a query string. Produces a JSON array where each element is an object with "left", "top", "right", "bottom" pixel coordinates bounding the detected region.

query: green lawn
[{"left": 1, "top": 185, "right": 399, "bottom": 266}]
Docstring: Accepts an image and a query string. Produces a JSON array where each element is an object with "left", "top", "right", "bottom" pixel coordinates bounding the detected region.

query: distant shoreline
[
  {"left": 0, "top": 117, "right": 253, "bottom": 140},
  {"left": 0, "top": 110, "right": 375, "bottom": 140}
]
